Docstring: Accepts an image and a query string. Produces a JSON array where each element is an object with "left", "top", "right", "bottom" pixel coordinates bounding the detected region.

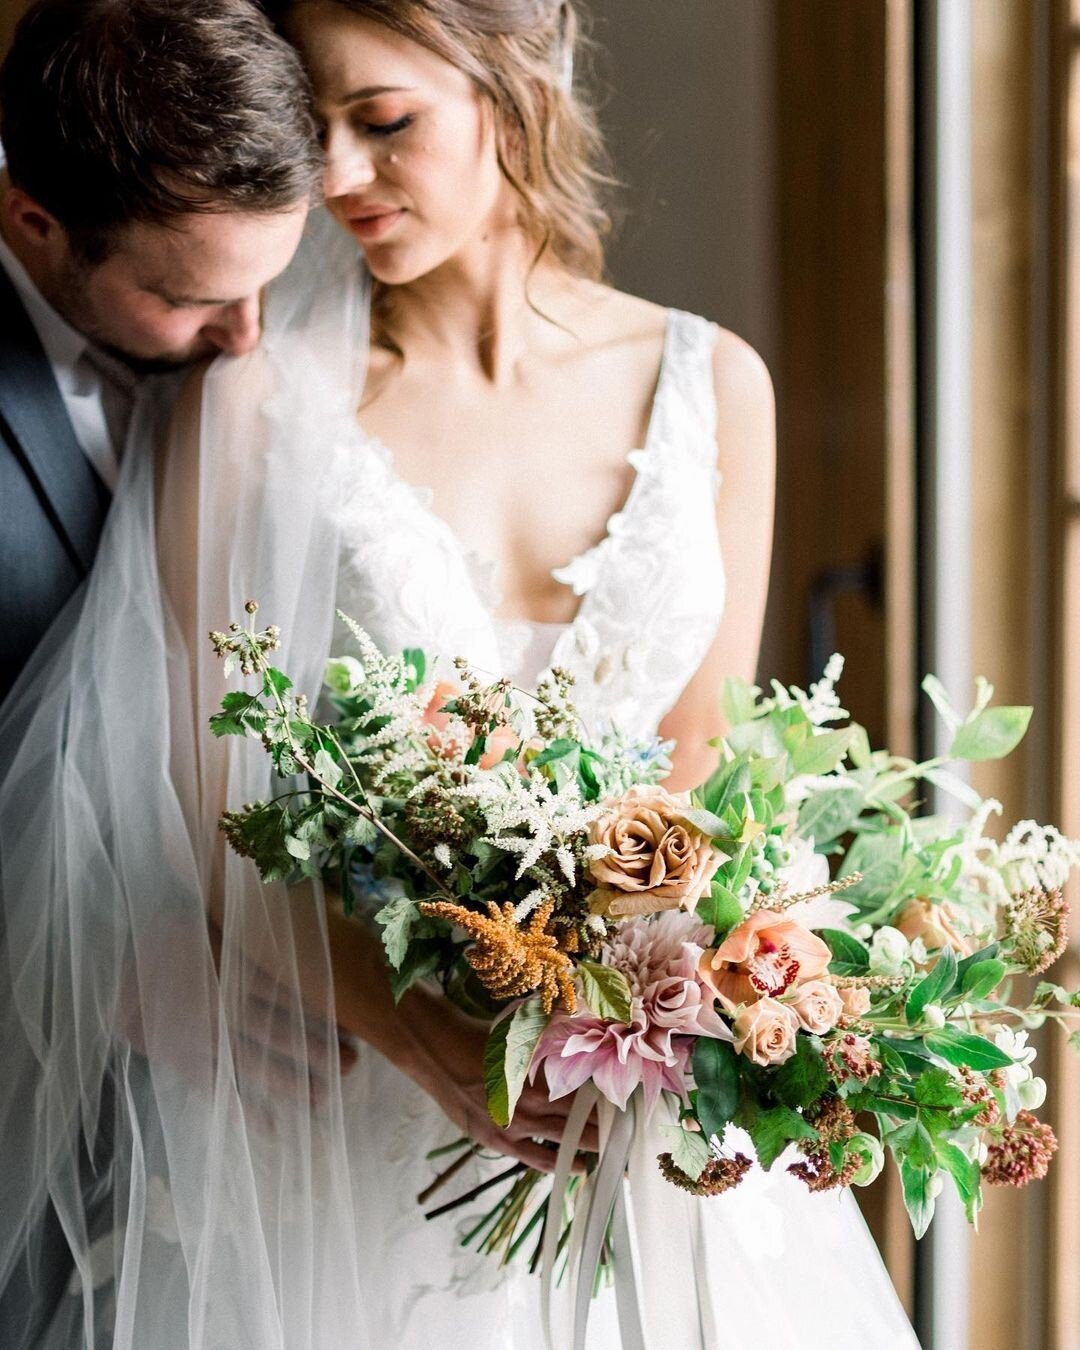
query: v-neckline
[{"left": 356, "top": 307, "right": 676, "bottom": 630}]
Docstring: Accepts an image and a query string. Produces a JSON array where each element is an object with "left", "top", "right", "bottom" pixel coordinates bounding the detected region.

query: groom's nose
[{"left": 203, "top": 296, "right": 262, "bottom": 357}]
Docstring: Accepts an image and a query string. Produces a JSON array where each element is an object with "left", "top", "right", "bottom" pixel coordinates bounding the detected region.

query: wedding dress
[{"left": 0, "top": 209, "right": 920, "bottom": 1349}]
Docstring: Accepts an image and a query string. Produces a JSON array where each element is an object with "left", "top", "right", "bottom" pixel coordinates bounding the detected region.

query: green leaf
[
  {"left": 958, "top": 958, "right": 1007, "bottom": 1003},
  {"left": 662, "top": 1125, "right": 711, "bottom": 1182},
  {"left": 389, "top": 944, "right": 442, "bottom": 1002},
  {"left": 821, "top": 928, "right": 871, "bottom": 972},
  {"left": 701, "top": 753, "right": 752, "bottom": 818},
  {"left": 906, "top": 1121, "right": 937, "bottom": 1169},
  {"left": 848, "top": 724, "right": 873, "bottom": 769},
  {"left": 693, "top": 1038, "right": 740, "bottom": 1141},
  {"left": 264, "top": 667, "right": 292, "bottom": 698},
  {"left": 746, "top": 1104, "right": 818, "bottom": 1171},
  {"left": 791, "top": 728, "right": 854, "bottom": 777},
  {"left": 913, "top": 1066, "right": 965, "bottom": 1111},
  {"left": 697, "top": 881, "right": 744, "bottom": 936},
  {"left": 797, "top": 786, "right": 865, "bottom": 847},
  {"left": 375, "top": 895, "right": 421, "bottom": 969},
  {"left": 925, "top": 1027, "right": 1013, "bottom": 1072},
  {"left": 578, "top": 961, "right": 633, "bottom": 1024},
  {"left": 313, "top": 747, "right": 343, "bottom": 790},
  {"left": 937, "top": 1140, "right": 982, "bottom": 1224},
  {"left": 906, "top": 947, "right": 959, "bottom": 1026},
  {"left": 899, "top": 1159, "right": 936, "bottom": 1239},
  {"left": 954, "top": 942, "right": 1000, "bottom": 986},
  {"left": 948, "top": 706, "right": 1033, "bottom": 762},
  {"left": 209, "top": 690, "right": 266, "bottom": 738},
  {"left": 401, "top": 647, "right": 426, "bottom": 689},
  {"left": 484, "top": 1000, "right": 548, "bottom": 1128},
  {"left": 721, "top": 675, "right": 758, "bottom": 728},
  {"left": 921, "top": 766, "right": 985, "bottom": 812},
  {"left": 678, "top": 806, "right": 733, "bottom": 841},
  {"left": 921, "top": 675, "right": 962, "bottom": 733},
  {"left": 771, "top": 1036, "right": 830, "bottom": 1110},
  {"left": 283, "top": 833, "right": 310, "bottom": 861},
  {"left": 750, "top": 755, "right": 790, "bottom": 792}
]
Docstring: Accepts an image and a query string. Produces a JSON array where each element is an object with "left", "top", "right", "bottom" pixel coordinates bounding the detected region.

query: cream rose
[
  {"left": 587, "top": 785, "right": 723, "bottom": 918},
  {"left": 732, "top": 997, "right": 800, "bottom": 1066},
  {"left": 838, "top": 984, "right": 871, "bottom": 1018},
  {"left": 787, "top": 979, "right": 844, "bottom": 1034}
]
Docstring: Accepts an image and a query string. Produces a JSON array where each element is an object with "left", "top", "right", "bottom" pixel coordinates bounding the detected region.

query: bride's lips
[{"left": 343, "top": 206, "right": 406, "bottom": 242}]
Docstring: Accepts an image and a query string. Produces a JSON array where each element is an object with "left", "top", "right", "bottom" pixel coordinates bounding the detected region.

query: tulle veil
[{"left": 0, "top": 207, "right": 377, "bottom": 1349}]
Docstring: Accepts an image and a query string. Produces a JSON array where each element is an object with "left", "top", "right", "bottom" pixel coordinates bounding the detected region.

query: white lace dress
[{"left": 331, "top": 310, "right": 920, "bottom": 1350}]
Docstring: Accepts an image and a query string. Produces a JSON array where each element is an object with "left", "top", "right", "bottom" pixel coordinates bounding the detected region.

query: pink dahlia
[{"left": 532, "top": 911, "right": 732, "bottom": 1112}]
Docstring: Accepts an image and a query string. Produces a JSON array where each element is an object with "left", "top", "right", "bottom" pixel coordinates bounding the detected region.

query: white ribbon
[{"left": 542, "top": 1088, "right": 716, "bottom": 1349}]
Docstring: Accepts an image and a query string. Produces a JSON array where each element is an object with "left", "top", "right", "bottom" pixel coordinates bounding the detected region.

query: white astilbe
[
  {"left": 453, "top": 766, "right": 600, "bottom": 881},
  {"left": 942, "top": 797, "right": 1080, "bottom": 906},
  {"left": 765, "top": 654, "right": 849, "bottom": 728},
  {"left": 432, "top": 843, "right": 453, "bottom": 868}
]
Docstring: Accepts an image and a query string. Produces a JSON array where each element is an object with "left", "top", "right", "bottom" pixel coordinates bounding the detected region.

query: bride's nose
[{"left": 323, "top": 127, "right": 377, "bottom": 200}]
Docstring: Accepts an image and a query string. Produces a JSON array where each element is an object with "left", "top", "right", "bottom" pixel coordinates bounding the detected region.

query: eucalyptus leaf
[{"left": 948, "top": 706, "right": 1032, "bottom": 763}]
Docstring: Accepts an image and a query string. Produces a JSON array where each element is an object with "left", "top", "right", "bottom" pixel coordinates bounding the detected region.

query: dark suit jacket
[
  {"left": 0, "top": 257, "right": 110, "bottom": 707},
  {"left": 0, "top": 258, "right": 111, "bottom": 1345}
]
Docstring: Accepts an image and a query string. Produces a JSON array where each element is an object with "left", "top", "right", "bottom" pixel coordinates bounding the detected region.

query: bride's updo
[{"left": 269, "top": 0, "right": 613, "bottom": 279}]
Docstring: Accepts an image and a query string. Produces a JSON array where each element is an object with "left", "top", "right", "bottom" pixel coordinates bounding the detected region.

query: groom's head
[{"left": 0, "top": 0, "right": 321, "bottom": 366}]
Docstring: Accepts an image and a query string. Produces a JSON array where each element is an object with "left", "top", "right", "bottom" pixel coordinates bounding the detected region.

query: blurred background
[{"left": 2, "top": 1, "right": 1077, "bottom": 1347}]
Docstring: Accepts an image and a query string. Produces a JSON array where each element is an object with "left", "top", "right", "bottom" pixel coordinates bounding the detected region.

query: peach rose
[
  {"left": 732, "top": 997, "right": 800, "bottom": 1066},
  {"left": 698, "top": 910, "right": 832, "bottom": 1012},
  {"left": 838, "top": 984, "right": 872, "bottom": 1018},
  {"left": 787, "top": 979, "right": 844, "bottom": 1034},
  {"left": 587, "top": 785, "right": 723, "bottom": 918},
  {"left": 895, "top": 898, "right": 973, "bottom": 959}
]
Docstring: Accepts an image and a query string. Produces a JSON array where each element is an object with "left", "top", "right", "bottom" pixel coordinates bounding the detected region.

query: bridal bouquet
[{"left": 210, "top": 606, "right": 1080, "bottom": 1262}]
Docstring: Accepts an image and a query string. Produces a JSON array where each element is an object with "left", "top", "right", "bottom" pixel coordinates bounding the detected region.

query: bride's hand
[{"left": 402, "top": 983, "right": 598, "bottom": 1174}]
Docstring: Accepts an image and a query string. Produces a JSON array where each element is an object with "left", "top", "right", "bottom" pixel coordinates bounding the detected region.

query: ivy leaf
[
  {"left": 949, "top": 706, "right": 1032, "bottom": 762},
  {"left": 937, "top": 1140, "right": 982, "bottom": 1224},
  {"left": 899, "top": 1159, "right": 936, "bottom": 1239},
  {"left": 925, "top": 1027, "right": 1013, "bottom": 1072},
  {"left": 906, "top": 947, "right": 958, "bottom": 1026},
  {"left": 578, "top": 961, "right": 633, "bottom": 1024},
  {"left": 484, "top": 1000, "right": 548, "bottom": 1128},
  {"left": 375, "top": 895, "right": 421, "bottom": 969},
  {"left": 771, "top": 1037, "right": 829, "bottom": 1110},
  {"left": 661, "top": 1124, "right": 711, "bottom": 1182},
  {"left": 745, "top": 1104, "right": 818, "bottom": 1171},
  {"left": 693, "top": 1038, "right": 740, "bottom": 1142}
]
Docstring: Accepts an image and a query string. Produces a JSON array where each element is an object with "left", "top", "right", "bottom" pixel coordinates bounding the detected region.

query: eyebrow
[{"left": 336, "top": 84, "right": 415, "bottom": 105}]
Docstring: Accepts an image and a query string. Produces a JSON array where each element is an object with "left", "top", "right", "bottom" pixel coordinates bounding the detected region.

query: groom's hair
[{"left": 0, "top": 0, "right": 323, "bottom": 262}]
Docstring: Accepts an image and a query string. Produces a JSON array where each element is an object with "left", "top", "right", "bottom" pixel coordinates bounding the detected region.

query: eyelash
[{"left": 364, "top": 114, "right": 414, "bottom": 139}]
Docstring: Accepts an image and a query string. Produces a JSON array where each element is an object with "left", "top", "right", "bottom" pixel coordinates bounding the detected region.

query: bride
[{"left": 0, "top": 1, "right": 921, "bottom": 1346}]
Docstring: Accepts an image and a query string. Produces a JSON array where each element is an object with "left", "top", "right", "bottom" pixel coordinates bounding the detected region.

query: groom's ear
[{"left": 3, "top": 184, "right": 71, "bottom": 257}]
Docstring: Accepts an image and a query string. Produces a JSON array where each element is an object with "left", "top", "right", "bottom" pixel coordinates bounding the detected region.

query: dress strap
[{"left": 649, "top": 310, "right": 721, "bottom": 463}]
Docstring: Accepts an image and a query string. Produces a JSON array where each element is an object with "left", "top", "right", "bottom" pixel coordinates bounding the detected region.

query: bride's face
[{"left": 289, "top": 3, "right": 515, "bottom": 284}]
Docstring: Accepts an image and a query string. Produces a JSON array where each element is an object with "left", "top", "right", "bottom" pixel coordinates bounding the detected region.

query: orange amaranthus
[{"left": 419, "top": 897, "right": 577, "bottom": 1015}]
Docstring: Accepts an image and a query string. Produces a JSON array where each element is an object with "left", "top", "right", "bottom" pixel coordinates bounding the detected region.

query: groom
[
  {"left": 0, "top": 0, "right": 319, "bottom": 1342},
  {"left": 0, "top": 0, "right": 321, "bottom": 707}
]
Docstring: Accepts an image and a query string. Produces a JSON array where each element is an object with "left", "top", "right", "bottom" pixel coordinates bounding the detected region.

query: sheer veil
[{"left": 0, "top": 208, "right": 375, "bottom": 1349}]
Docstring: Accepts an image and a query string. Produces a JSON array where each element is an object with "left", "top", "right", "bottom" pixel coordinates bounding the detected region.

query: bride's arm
[
  {"left": 156, "top": 368, "right": 590, "bottom": 1169},
  {"left": 659, "top": 333, "right": 776, "bottom": 790}
]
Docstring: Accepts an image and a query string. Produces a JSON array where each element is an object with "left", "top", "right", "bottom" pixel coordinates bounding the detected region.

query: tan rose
[
  {"left": 732, "top": 997, "right": 800, "bottom": 1066},
  {"left": 787, "top": 979, "right": 844, "bottom": 1034},
  {"left": 587, "top": 785, "right": 723, "bottom": 918},
  {"left": 698, "top": 910, "right": 832, "bottom": 1012},
  {"left": 838, "top": 984, "right": 871, "bottom": 1018},
  {"left": 895, "top": 898, "right": 973, "bottom": 959}
]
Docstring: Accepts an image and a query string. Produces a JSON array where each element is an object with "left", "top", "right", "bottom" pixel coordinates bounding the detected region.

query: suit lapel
[{"left": 0, "top": 260, "right": 109, "bottom": 575}]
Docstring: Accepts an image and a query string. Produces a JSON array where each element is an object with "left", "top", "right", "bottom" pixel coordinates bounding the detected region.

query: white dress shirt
[{"left": 0, "top": 229, "right": 136, "bottom": 491}]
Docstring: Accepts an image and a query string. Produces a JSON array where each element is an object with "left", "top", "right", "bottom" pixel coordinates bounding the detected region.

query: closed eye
[{"left": 365, "top": 114, "right": 414, "bottom": 138}]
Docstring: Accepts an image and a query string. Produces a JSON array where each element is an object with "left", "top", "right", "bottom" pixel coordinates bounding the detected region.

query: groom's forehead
[{"left": 115, "top": 204, "right": 309, "bottom": 300}]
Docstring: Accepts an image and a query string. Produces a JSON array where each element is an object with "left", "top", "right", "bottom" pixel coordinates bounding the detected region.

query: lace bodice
[{"left": 333, "top": 308, "right": 726, "bottom": 738}]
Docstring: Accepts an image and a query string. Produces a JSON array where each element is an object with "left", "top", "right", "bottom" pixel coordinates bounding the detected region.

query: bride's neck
[{"left": 377, "top": 226, "right": 574, "bottom": 384}]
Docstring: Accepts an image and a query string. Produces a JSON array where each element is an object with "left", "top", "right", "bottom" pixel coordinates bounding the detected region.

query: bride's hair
[{"left": 270, "top": 0, "right": 614, "bottom": 280}]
